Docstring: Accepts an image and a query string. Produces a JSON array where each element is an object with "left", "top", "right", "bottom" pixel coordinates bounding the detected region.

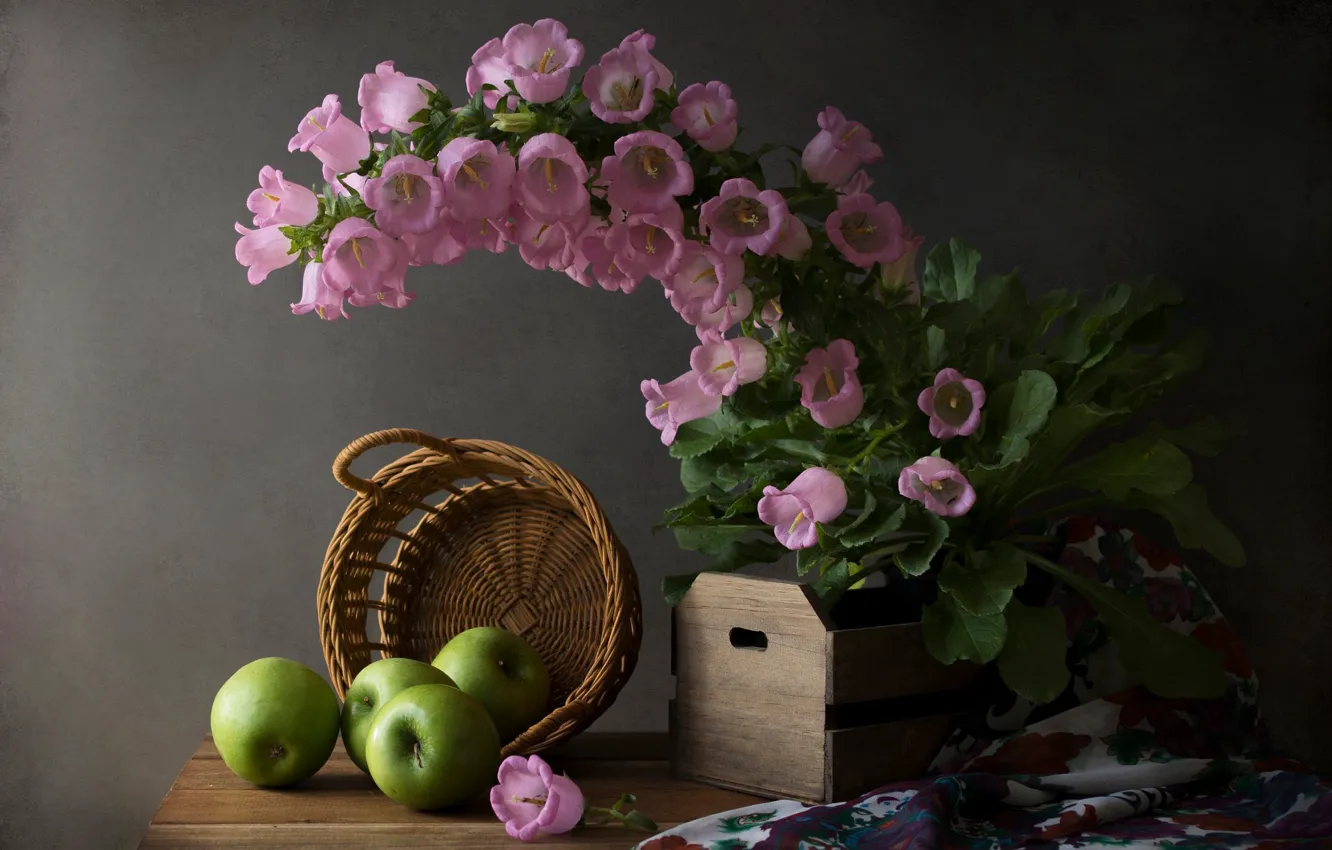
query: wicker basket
[{"left": 317, "top": 428, "right": 641, "bottom": 756}]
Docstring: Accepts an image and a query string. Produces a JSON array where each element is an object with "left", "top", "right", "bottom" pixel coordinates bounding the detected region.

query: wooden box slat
[{"left": 671, "top": 573, "right": 976, "bottom": 804}]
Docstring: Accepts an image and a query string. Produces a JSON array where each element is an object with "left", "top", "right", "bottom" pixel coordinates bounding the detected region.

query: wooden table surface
[{"left": 139, "top": 734, "right": 763, "bottom": 848}]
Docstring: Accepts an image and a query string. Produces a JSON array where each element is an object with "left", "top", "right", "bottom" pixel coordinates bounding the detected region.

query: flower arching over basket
[{"left": 317, "top": 428, "right": 641, "bottom": 756}]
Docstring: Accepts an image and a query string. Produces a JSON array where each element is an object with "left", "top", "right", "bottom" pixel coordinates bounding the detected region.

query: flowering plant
[{"left": 235, "top": 20, "right": 1244, "bottom": 704}]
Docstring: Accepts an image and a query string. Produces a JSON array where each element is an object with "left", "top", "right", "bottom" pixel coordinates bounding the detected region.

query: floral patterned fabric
[{"left": 639, "top": 521, "right": 1331, "bottom": 849}]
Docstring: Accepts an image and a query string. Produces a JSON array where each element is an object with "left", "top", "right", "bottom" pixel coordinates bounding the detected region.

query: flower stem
[{"left": 846, "top": 422, "right": 906, "bottom": 471}]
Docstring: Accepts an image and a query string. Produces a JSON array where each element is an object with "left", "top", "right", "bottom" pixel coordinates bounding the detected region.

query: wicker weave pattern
[{"left": 317, "top": 429, "right": 642, "bottom": 756}]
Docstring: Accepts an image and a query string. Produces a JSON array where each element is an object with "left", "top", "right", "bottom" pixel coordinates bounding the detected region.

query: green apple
[
  {"left": 210, "top": 657, "right": 340, "bottom": 787},
  {"left": 431, "top": 627, "right": 550, "bottom": 742},
  {"left": 364, "top": 684, "right": 501, "bottom": 810},
  {"left": 341, "top": 658, "right": 456, "bottom": 774}
]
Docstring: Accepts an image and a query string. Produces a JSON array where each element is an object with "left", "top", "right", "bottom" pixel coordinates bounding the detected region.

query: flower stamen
[
  {"left": 461, "top": 157, "right": 489, "bottom": 189},
  {"left": 533, "top": 224, "right": 549, "bottom": 244},
  {"left": 535, "top": 48, "right": 558, "bottom": 74},
  {"left": 702, "top": 106, "right": 716, "bottom": 126},
  {"left": 513, "top": 794, "right": 548, "bottom": 806},
  {"left": 654, "top": 400, "right": 670, "bottom": 411},
  {"left": 841, "top": 124, "right": 859, "bottom": 143},
  {"left": 644, "top": 225, "right": 657, "bottom": 254},
  {"left": 308, "top": 117, "right": 326, "bottom": 131},
  {"left": 711, "top": 360, "right": 735, "bottom": 372},
  {"left": 788, "top": 511, "right": 806, "bottom": 533},
  {"left": 544, "top": 158, "right": 557, "bottom": 193},
  {"left": 350, "top": 238, "right": 365, "bottom": 269},
  {"left": 262, "top": 192, "right": 281, "bottom": 202},
  {"left": 823, "top": 367, "right": 838, "bottom": 397},
  {"left": 693, "top": 267, "right": 717, "bottom": 283}
]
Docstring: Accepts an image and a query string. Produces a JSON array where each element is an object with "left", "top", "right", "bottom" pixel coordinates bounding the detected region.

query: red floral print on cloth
[
  {"left": 1036, "top": 806, "right": 1100, "bottom": 840},
  {"left": 1190, "top": 619, "right": 1255, "bottom": 678},
  {"left": 968, "top": 732, "right": 1092, "bottom": 775},
  {"left": 1131, "top": 531, "right": 1180, "bottom": 571}
]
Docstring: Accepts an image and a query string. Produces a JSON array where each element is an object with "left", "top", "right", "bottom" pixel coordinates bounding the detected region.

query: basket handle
[{"left": 332, "top": 428, "right": 461, "bottom": 496}]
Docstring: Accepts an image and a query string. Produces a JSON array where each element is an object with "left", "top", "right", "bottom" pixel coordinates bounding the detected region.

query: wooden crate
[{"left": 670, "top": 572, "right": 979, "bottom": 803}]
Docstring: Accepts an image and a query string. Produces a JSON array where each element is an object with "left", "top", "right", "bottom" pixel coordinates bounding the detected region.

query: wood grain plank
[
  {"left": 140, "top": 822, "right": 677, "bottom": 848},
  {"left": 825, "top": 625, "right": 980, "bottom": 704},
  {"left": 823, "top": 714, "right": 959, "bottom": 801}
]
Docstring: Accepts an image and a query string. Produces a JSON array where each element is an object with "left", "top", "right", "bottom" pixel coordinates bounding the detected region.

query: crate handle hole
[{"left": 729, "top": 627, "right": 768, "bottom": 651}]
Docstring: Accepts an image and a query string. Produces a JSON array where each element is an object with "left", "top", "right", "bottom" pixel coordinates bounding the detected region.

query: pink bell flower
[
  {"left": 358, "top": 61, "right": 436, "bottom": 134},
  {"left": 839, "top": 170, "right": 874, "bottom": 196},
  {"left": 583, "top": 44, "right": 658, "bottom": 124},
  {"left": 438, "top": 138, "right": 516, "bottom": 222},
  {"left": 400, "top": 222, "right": 466, "bottom": 267},
  {"left": 826, "top": 194, "right": 905, "bottom": 269},
  {"left": 288, "top": 94, "right": 371, "bottom": 174},
  {"left": 233, "top": 222, "right": 296, "bottom": 285},
  {"left": 321, "top": 218, "right": 405, "bottom": 297},
  {"left": 757, "top": 467, "right": 848, "bottom": 550},
  {"left": 517, "top": 133, "right": 590, "bottom": 224},
  {"left": 801, "top": 106, "right": 883, "bottom": 188},
  {"left": 362, "top": 155, "right": 445, "bottom": 238},
  {"left": 620, "top": 30, "right": 672, "bottom": 92},
  {"left": 774, "top": 215, "right": 812, "bottom": 261},
  {"left": 246, "top": 166, "right": 318, "bottom": 228},
  {"left": 918, "top": 368, "right": 987, "bottom": 439},
  {"left": 515, "top": 209, "right": 576, "bottom": 271},
  {"left": 452, "top": 215, "right": 511, "bottom": 254},
  {"left": 345, "top": 241, "right": 412, "bottom": 309},
  {"left": 699, "top": 178, "right": 789, "bottom": 256},
  {"left": 641, "top": 371, "right": 723, "bottom": 446},
  {"left": 794, "top": 339, "right": 865, "bottom": 429},
  {"left": 667, "top": 244, "right": 745, "bottom": 321},
  {"left": 503, "top": 19, "right": 583, "bottom": 104},
  {"left": 898, "top": 456, "right": 977, "bottom": 518},
  {"left": 607, "top": 208, "right": 687, "bottom": 281},
  {"left": 690, "top": 337, "right": 767, "bottom": 396},
  {"left": 757, "top": 299, "right": 784, "bottom": 330},
  {"left": 879, "top": 226, "right": 925, "bottom": 304},
  {"left": 578, "top": 227, "right": 644, "bottom": 293},
  {"left": 601, "top": 131, "right": 693, "bottom": 214},
  {"left": 692, "top": 284, "right": 754, "bottom": 340},
  {"left": 290, "top": 261, "right": 347, "bottom": 320},
  {"left": 490, "top": 755, "right": 584, "bottom": 842},
  {"left": 670, "top": 82, "right": 739, "bottom": 152},
  {"left": 466, "top": 38, "right": 515, "bottom": 109}
]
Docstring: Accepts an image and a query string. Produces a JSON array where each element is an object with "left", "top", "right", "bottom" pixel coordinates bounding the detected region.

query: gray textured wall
[{"left": 1, "top": 1, "right": 1328, "bottom": 846}]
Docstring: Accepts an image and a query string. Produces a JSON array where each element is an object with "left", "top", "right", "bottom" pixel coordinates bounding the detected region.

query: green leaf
[
  {"left": 841, "top": 503, "right": 905, "bottom": 548},
  {"left": 976, "top": 273, "right": 1025, "bottom": 316},
  {"left": 998, "top": 370, "right": 1058, "bottom": 465},
  {"left": 663, "top": 573, "right": 697, "bottom": 605},
  {"left": 1025, "top": 553, "right": 1226, "bottom": 699},
  {"left": 1051, "top": 282, "right": 1133, "bottom": 364},
  {"left": 997, "top": 602, "right": 1070, "bottom": 704},
  {"left": 828, "top": 489, "right": 876, "bottom": 539},
  {"left": 811, "top": 558, "right": 854, "bottom": 605},
  {"left": 796, "top": 546, "right": 826, "bottom": 576},
  {"left": 622, "top": 810, "right": 658, "bottom": 832},
  {"left": 922, "top": 238, "right": 981, "bottom": 302},
  {"left": 671, "top": 524, "right": 753, "bottom": 552},
  {"left": 926, "top": 326, "right": 947, "bottom": 370},
  {"left": 668, "top": 418, "right": 727, "bottom": 459},
  {"left": 1143, "top": 417, "right": 1237, "bottom": 458},
  {"left": 894, "top": 511, "right": 948, "bottom": 576},
  {"left": 921, "top": 595, "right": 1007, "bottom": 664},
  {"left": 1124, "top": 483, "right": 1246, "bottom": 567},
  {"left": 938, "top": 544, "right": 1027, "bottom": 616},
  {"left": 1055, "top": 438, "right": 1192, "bottom": 500}
]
